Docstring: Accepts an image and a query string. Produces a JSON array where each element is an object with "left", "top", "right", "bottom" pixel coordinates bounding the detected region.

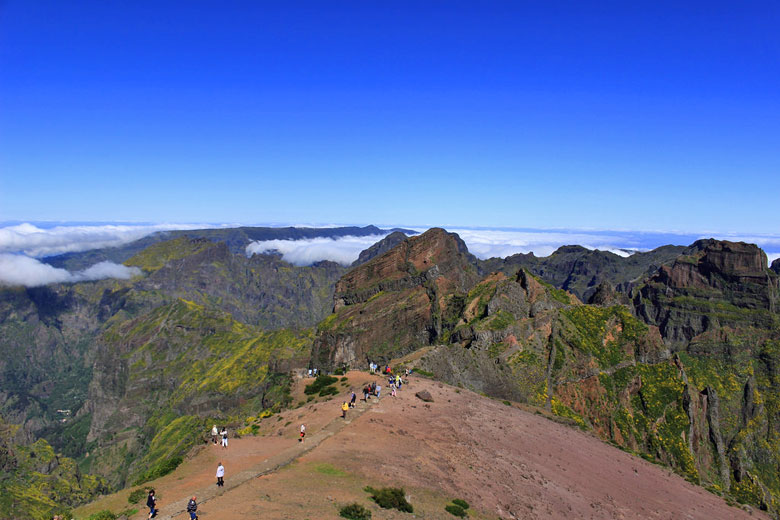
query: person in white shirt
[
  {"left": 216, "top": 462, "right": 225, "bottom": 487},
  {"left": 299, "top": 424, "right": 306, "bottom": 442}
]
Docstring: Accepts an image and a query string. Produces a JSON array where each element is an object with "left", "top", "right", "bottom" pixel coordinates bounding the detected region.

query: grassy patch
[{"left": 314, "top": 463, "right": 349, "bottom": 477}]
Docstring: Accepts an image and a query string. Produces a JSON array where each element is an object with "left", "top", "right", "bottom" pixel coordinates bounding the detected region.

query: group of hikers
[
  {"left": 138, "top": 362, "right": 411, "bottom": 519},
  {"left": 342, "top": 365, "right": 411, "bottom": 418},
  {"left": 210, "top": 424, "right": 229, "bottom": 447}
]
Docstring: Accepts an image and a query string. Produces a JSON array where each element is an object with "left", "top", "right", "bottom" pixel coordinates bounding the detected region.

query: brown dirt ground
[{"left": 77, "top": 371, "right": 765, "bottom": 520}]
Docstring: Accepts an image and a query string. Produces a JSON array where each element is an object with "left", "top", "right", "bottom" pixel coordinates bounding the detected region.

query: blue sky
[{"left": 1, "top": 1, "right": 779, "bottom": 233}]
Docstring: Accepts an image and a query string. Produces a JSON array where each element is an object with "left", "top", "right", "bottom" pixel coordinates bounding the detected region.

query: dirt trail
[
  {"left": 78, "top": 371, "right": 766, "bottom": 520},
  {"left": 155, "top": 384, "right": 376, "bottom": 520}
]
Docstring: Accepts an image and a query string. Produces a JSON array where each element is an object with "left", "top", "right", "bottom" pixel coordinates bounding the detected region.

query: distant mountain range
[{"left": 1, "top": 225, "right": 779, "bottom": 518}]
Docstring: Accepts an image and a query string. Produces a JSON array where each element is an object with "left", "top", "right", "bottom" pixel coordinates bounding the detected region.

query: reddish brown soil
[{"left": 78, "top": 372, "right": 764, "bottom": 520}]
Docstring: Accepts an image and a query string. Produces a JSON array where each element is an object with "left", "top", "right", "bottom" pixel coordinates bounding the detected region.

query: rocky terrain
[
  {"left": 2, "top": 225, "right": 779, "bottom": 518},
  {"left": 76, "top": 372, "right": 764, "bottom": 520}
]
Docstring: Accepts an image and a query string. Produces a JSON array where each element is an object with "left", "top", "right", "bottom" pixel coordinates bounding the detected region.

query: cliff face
[
  {"left": 479, "top": 244, "right": 686, "bottom": 302},
  {"left": 311, "top": 228, "right": 479, "bottom": 369},
  {"left": 634, "top": 239, "right": 778, "bottom": 344},
  {"left": 314, "top": 235, "right": 780, "bottom": 514}
]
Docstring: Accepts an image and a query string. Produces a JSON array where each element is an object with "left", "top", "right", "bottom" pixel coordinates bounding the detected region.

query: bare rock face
[
  {"left": 415, "top": 390, "right": 434, "bottom": 402},
  {"left": 633, "top": 239, "right": 779, "bottom": 344},
  {"left": 351, "top": 231, "right": 409, "bottom": 267},
  {"left": 312, "top": 228, "right": 480, "bottom": 369}
]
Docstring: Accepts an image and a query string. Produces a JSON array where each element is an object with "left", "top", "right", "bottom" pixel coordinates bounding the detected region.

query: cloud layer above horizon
[
  {"left": 0, "top": 222, "right": 205, "bottom": 287},
  {"left": 247, "top": 227, "right": 780, "bottom": 266},
  {"left": 1, "top": 223, "right": 779, "bottom": 287},
  {"left": 0, "top": 254, "right": 141, "bottom": 287},
  {"left": 246, "top": 235, "right": 389, "bottom": 266}
]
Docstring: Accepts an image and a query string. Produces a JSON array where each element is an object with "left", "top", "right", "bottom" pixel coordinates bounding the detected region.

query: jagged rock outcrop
[
  {"left": 351, "top": 231, "right": 408, "bottom": 266},
  {"left": 633, "top": 239, "right": 778, "bottom": 344},
  {"left": 480, "top": 244, "right": 686, "bottom": 302},
  {"left": 311, "top": 228, "right": 480, "bottom": 369}
]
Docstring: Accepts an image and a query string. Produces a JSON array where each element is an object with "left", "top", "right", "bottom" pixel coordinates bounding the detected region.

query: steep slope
[
  {"left": 76, "top": 374, "right": 763, "bottom": 520},
  {"left": 80, "top": 298, "right": 311, "bottom": 488},
  {"left": 45, "top": 225, "right": 417, "bottom": 270},
  {"left": 315, "top": 234, "right": 780, "bottom": 515},
  {"left": 311, "top": 228, "right": 480, "bottom": 369},
  {"left": 127, "top": 237, "right": 345, "bottom": 329},
  {"left": 480, "top": 244, "right": 686, "bottom": 302},
  {"left": 0, "top": 416, "right": 108, "bottom": 520}
]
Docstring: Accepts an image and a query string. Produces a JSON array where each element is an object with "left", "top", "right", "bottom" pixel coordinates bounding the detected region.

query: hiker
[
  {"left": 396, "top": 374, "right": 402, "bottom": 389},
  {"left": 341, "top": 401, "right": 349, "bottom": 419},
  {"left": 299, "top": 423, "right": 306, "bottom": 442},
  {"left": 391, "top": 385, "right": 397, "bottom": 398},
  {"left": 371, "top": 381, "right": 376, "bottom": 395},
  {"left": 308, "top": 368, "right": 312, "bottom": 377},
  {"left": 187, "top": 496, "right": 198, "bottom": 520},
  {"left": 376, "top": 384, "right": 382, "bottom": 400},
  {"left": 363, "top": 385, "right": 370, "bottom": 401},
  {"left": 220, "top": 427, "right": 228, "bottom": 448},
  {"left": 211, "top": 424, "right": 218, "bottom": 445},
  {"left": 350, "top": 390, "right": 357, "bottom": 408},
  {"left": 216, "top": 462, "right": 225, "bottom": 487},
  {"left": 146, "top": 489, "right": 157, "bottom": 519}
]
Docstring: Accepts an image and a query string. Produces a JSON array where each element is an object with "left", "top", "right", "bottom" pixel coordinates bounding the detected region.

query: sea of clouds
[
  {"left": 2, "top": 222, "right": 779, "bottom": 287},
  {"left": 245, "top": 234, "right": 391, "bottom": 266},
  {"left": 246, "top": 227, "right": 780, "bottom": 266},
  {"left": 0, "top": 222, "right": 214, "bottom": 287}
]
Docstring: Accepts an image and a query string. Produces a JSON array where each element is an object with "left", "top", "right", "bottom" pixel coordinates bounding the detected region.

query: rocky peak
[
  {"left": 313, "top": 228, "right": 480, "bottom": 368},
  {"left": 770, "top": 257, "right": 780, "bottom": 275},
  {"left": 351, "top": 231, "right": 408, "bottom": 266},
  {"left": 334, "top": 227, "right": 478, "bottom": 310},
  {"left": 634, "top": 239, "right": 778, "bottom": 344}
]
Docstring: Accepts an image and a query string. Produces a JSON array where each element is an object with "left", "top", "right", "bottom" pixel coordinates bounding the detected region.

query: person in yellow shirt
[{"left": 341, "top": 401, "right": 349, "bottom": 419}]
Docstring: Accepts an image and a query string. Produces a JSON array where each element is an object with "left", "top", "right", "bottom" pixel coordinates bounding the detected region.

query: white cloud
[
  {"left": 0, "top": 254, "right": 142, "bottom": 287},
  {"left": 0, "top": 222, "right": 212, "bottom": 258},
  {"left": 246, "top": 235, "right": 390, "bottom": 266},
  {"left": 448, "top": 228, "right": 636, "bottom": 259}
]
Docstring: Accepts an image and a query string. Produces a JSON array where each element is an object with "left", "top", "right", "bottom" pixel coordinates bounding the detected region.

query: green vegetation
[
  {"left": 305, "top": 375, "right": 339, "bottom": 395},
  {"left": 314, "top": 463, "right": 349, "bottom": 476},
  {"left": 445, "top": 504, "right": 468, "bottom": 517},
  {"left": 124, "top": 237, "right": 214, "bottom": 272},
  {"left": 560, "top": 305, "right": 648, "bottom": 368},
  {"left": 127, "top": 488, "right": 147, "bottom": 504},
  {"left": 339, "top": 503, "right": 372, "bottom": 520},
  {"left": 133, "top": 456, "right": 183, "bottom": 485},
  {"left": 0, "top": 434, "right": 107, "bottom": 520},
  {"left": 364, "top": 486, "right": 414, "bottom": 513},
  {"left": 86, "top": 511, "right": 117, "bottom": 520},
  {"left": 452, "top": 499, "right": 470, "bottom": 509}
]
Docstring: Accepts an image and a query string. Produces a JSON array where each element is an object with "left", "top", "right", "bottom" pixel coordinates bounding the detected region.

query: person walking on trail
[
  {"left": 187, "top": 496, "right": 198, "bottom": 520},
  {"left": 391, "top": 385, "right": 397, "bottom": 398},
  {"left": 341, "top": 401, "right": 349, "bottom": 419},
  {"left": 220, "top": 427, "right": 228, "bottom": 448},
  {"left": 350, "top": 390, "right": 357, "bottom": 408},
  {"left": 376, "top": 384, "right": 382, "bottom": 400},
  {"left": 299, "top": 424, "right": 306, "bottom": 442},
  {"left": 146, "top": 489, "right": 157, "bottom": 519},
  {"left": 216, "top": 462, "right": 225, "bottom": 487},
  {"left": 211, "top": 424, "right": 218, "bottom": 445},
  {"left": 363, "top": 385, "right": 370, "bottom": 402}
]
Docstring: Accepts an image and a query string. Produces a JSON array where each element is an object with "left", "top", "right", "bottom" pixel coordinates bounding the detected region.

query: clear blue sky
[{"left": 1, "top": 1, "right": 778, "bottom": 233}]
